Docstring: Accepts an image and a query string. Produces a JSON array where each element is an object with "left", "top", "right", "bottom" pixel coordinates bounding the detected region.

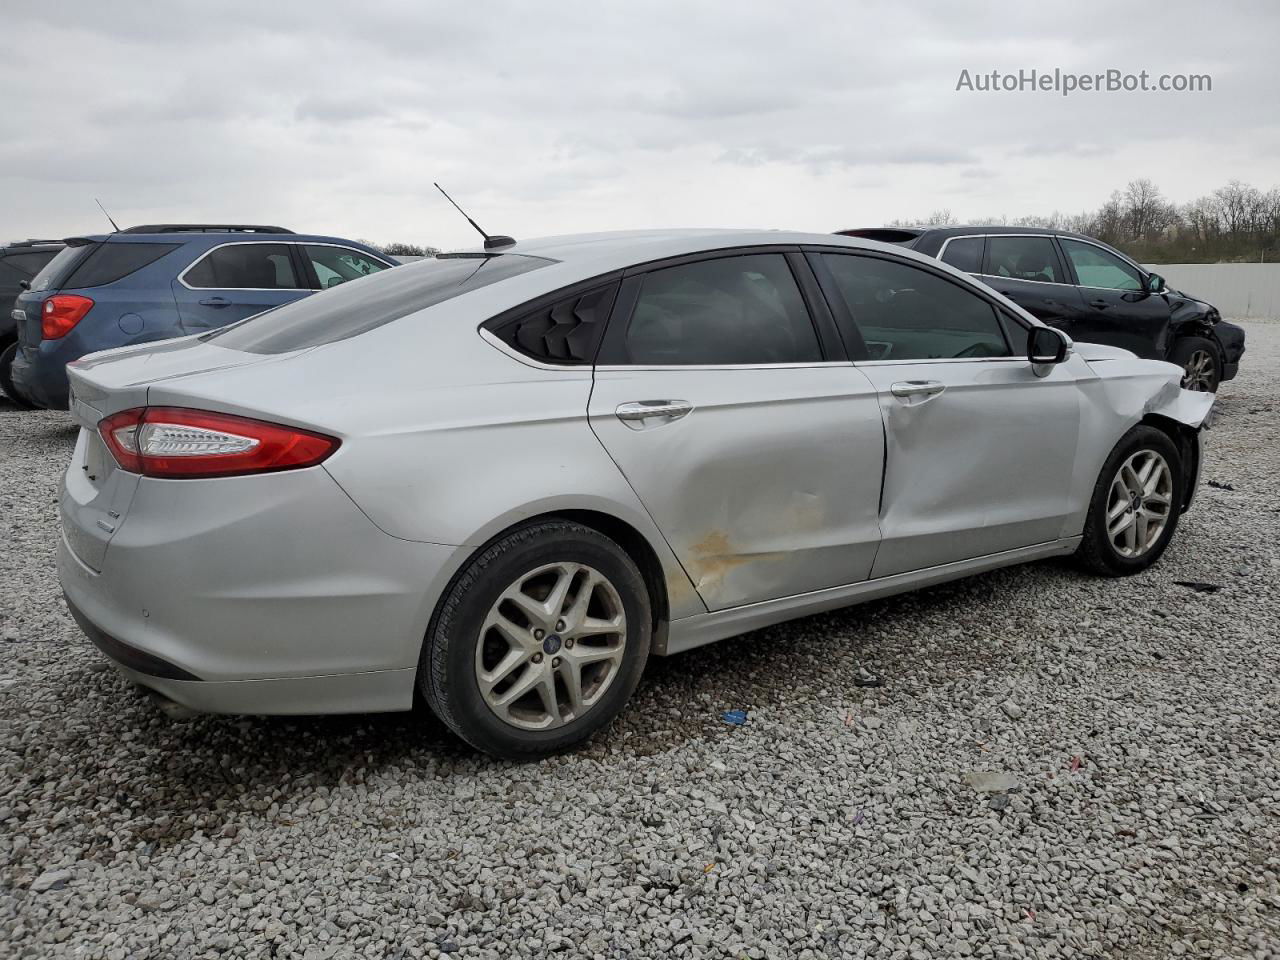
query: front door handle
[
  {"left": 616, "top": 400, "right": 693, "bottom": 429},
  {"left": 198, "top": 297, "right": 230, "bottom": 307},
  {"left": 890, "top": 380, "right": 946, "bottom": 399},
  {"left": 1088, "top": 299, "right": 1110, "bottom": 308}
]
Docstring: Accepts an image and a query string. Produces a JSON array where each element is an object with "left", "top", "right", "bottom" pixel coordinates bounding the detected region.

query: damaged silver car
[{"left": 58, "top": 229, "right": 1215, "bottom": 758}]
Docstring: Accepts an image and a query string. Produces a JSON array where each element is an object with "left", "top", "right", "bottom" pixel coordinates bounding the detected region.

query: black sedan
[{"left": 837, "top": 225, "right": 1245, "bottom": 392}]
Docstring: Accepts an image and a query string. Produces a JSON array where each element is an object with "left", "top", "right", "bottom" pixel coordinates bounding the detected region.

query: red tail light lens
[
  {"left": 42, "top": 295, "right": 95, "bottom": 339},
  {"left": 98, "top": 407, "right": 340, "bottom": 479}
]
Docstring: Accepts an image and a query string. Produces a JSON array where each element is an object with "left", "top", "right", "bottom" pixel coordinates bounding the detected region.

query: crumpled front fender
[{"left": 1144, "top": 380, "right": 1216, "bottom": 429}]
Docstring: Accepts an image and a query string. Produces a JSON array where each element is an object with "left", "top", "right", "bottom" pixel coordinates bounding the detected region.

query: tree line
[{"left": 890, "top": 178, "right": 1280, "bottom": 263}]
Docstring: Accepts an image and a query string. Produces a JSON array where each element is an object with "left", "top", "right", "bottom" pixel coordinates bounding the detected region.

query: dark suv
[
  {"left": 10, "top": 225, "right": 394, "bottom": 410},
  {"left": 1, "top": 240, "right": 64, "bottom": 406},
  {"left": 838, "top": 226, "right": 1245, "bottom": 392}
]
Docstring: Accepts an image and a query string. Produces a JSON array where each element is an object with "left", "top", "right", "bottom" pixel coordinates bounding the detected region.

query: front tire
[
  {"left": 0, "top": 342, "right": 37, "bottom": 409},
  {"left": 1169, "top": 336, "right": 1221, "bottom": 393},
  {"left": 1076, "top": 426, "right": 1184, "bottom": 576},
  {"left": 420, "top": 520, "right": 651, "bottom": 759}
]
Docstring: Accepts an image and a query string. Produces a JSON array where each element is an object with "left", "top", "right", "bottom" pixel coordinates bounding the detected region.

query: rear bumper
[
  {"left": 70, "top": 590, "right": 416, "bottom": 715},
  {"left": 1213, "top": 321, "right": 1246, "bottom": 382},
  {"left": 10, "top": 337, "right": 75, "bottom": 409},
  {"left": 58, "top": 461, "right": 466, "bottom": 715}
]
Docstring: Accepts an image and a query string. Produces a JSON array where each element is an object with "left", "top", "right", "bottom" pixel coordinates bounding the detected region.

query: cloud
[{"left": 1, "top": 0, "right": 1277, "bottom": 247}]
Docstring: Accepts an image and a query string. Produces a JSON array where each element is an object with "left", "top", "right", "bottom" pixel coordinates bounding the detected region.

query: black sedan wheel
[{"left": 1169, "top": 336, "right": 1221, "bottom": 393}]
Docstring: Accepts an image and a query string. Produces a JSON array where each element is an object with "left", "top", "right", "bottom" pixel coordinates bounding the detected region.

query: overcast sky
[{"left": 2, "top": 1, "right": 1276, "bottom": 249}]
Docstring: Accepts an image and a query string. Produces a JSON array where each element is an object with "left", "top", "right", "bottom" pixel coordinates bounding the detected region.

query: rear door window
[
  {"left": 302, "top": 245, "right": 391, "bottom": 289},
  {"left": 619, "top": 254, "right": 822, "bottom": 365},
  {"left": 822, "top": 253, "right": 1010, "bottom": 361},
  {"left": 939, "top": 236, "right": 984, "bottom": 273},
  {"left": 985, "top": 236, "right": 1065, "bottom": 284},
  {"left": 63, "top": 242, "right": 180, "bottom": 288},
  {"left": 183, "top": 243, "right": 301, "bottom": 290}
]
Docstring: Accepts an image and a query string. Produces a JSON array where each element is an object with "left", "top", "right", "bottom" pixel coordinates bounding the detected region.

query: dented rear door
[
  {"left": 587, "top": 251, "right": 884, "bottom": 612},
  {"left": 589, "top": 365, "right": 885, "bottom": 610}
]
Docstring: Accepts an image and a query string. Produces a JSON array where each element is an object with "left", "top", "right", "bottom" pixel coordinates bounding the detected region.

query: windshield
[{"left": 204, "top": 253, "right": 555, "bottom": 354}]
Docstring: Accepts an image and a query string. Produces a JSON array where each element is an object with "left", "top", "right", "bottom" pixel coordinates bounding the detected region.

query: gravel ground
[{"left": 2, "top": 323, "right": 1279, "bottom": 960}]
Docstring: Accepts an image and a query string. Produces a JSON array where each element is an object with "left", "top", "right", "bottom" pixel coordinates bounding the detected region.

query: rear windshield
[
  {"left": 204, "top": 253, "right": 555, "bottom": 354},
  {"left": 29, "top": 244, "right": 96, "bottom": 292},
  {"left": 64, "top": 241, "right": 180, "bottom": 288}
]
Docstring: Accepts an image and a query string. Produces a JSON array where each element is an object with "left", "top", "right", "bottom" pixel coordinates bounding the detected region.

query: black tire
[
  {"left": 420, "top": 520, "right": 651, "bottom": 759},
  {"left": 0, "top": 342, "right": 37, "bottom": 409},
  {"left": 1168, "top": 336, "right": 1221, "bottom": 393},
  {"left": 1076, "top": 425, "right": 1184, "bottom": 577}
]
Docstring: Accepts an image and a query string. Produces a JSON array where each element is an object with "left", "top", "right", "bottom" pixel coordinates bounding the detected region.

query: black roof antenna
[
  {"left": 433, "top": 183, "right": 514, "bottom": 250},
  {"left": 95, "top": 199, "right": 121, "bottom": 233}
]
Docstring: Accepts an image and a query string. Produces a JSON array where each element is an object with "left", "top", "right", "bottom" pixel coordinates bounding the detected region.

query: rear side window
[
  {"left": 3, "top": 251, "right": 60, "bottom": 277},
  {"left": 206, "top": 253, "right": 553, "bottom": 354},
  {"left": 939, "top": 236, "right": 984, "bottom": 273},
  {"left": 183, "top": 243, "right": 300, "bottom": 290},
  {"left": 822, "top": 254, "right": 1010, "bottom": 361},
  {"left": 64, "top": 242, "right": 179, "bottom": 289},
  {"left": 985, "top": 236, "right": 1064, "bottom": 284},
  {"left": 620, "top": 254, "right": 822, "bottom": 365},
  {"left": 486, "top": 281, "right": 619, "bottom": 365}
]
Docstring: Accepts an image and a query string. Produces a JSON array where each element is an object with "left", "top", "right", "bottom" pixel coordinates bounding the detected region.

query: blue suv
[{"left": 9, "top": 225, "right": 395, "bottom": 409}]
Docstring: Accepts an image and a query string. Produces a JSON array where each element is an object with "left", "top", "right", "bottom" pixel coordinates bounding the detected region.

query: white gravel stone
[{"left": 2, "top": 322, "right": 1279, "bottom": 958}]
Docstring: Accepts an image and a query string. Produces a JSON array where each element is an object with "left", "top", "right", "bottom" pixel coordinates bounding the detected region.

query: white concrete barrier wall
[{"left": 1146, "top": 263, "right": 1280, "bottom": 319}]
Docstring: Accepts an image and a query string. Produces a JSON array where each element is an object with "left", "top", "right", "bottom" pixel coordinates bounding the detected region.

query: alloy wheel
[
  {"left": 1180, "top": 349, "right": 1218, "bottom": 392},
  {"left": 1105, "top": 449, "right": 1173, "bottom": 558},
  {"left": 474, "top": 562, "right": 627, "bottom": 731}
]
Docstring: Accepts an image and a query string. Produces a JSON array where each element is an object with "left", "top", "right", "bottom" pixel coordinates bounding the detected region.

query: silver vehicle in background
[{"left": 58, "top": 229, "right": 1214, "bottom": 758}]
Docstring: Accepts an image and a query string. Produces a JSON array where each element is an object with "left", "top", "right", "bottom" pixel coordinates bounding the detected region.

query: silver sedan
[{"left": 59, "top": 230, "right": 1214, "bottom": 758}]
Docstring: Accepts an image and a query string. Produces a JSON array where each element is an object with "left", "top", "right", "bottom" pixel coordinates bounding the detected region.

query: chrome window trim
[
  {"left": 177, "top": 241, "right": 394, "bottom": 292},
  {"left": 973, "top": 272, "right": 1078, "bottom": 290},
  {"left": 853, "top": 356, "right": 1028, "bottom": 367},
  {"left": 479, "top": 329, "right": 853, "bottom": 372},
  {"left": 939, "top": 232, "right": 1151, "bottom": 291},
  {"left": 594, "top": 361, "right": 852, "bottom": 372}
]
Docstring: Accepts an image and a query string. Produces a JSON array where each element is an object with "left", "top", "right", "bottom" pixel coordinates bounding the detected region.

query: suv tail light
[
  {"left": 98, "top": 407, "right": 340, "bottom": 479},
  {"left": 42, "top": 295, "right": 95, "bottom": 339}
]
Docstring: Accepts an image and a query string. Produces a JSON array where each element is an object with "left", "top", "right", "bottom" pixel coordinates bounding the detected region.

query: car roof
[
  {"left": 61, "top": 232, "right": 378, "bottom": 248},
  {"left": 445, "top": 228, "right": 909, "bottom": 274}
]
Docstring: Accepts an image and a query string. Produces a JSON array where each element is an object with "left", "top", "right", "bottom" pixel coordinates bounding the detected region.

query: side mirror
[
  {"left": 18, "top": 279, "right": 30, "bottom": 291},
  {"left": 1145, "top": 273, "right": 1166, "bottom": 294},
  {"left": 1028, "top": 326, "right": 1071, "bottom": 372}
]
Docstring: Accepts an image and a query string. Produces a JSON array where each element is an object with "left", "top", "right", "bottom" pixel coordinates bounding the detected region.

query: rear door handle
[
  {"left": 890, "top": 380, "right": 946, "bottom": 399},
  {"left": 616, "top": 400, "right": 693, "bottom": 428},
  {"left": 198, "top": 297, "right": 230, "bottom": 307}
]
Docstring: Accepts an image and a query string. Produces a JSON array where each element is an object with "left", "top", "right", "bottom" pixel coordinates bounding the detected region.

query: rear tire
[
  {"left": 0, "top": 342, "right": 37, "bottom": 409},
  {"left": 419, "top": 520, "right": 651, "bottom": 759},
  {"left": 1076, "top": 426, "right": 1184, "bottom": 577},
  {"left": 1169, "top": 336, "right": 1221, "bottom": 393}
]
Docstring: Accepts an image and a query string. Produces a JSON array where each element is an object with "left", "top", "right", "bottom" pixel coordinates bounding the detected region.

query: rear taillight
[
  {"left": 42, "top": 295, "right": 95, "bottom": 339},
  {"left": 98, "top": 407, "right": 340, "bottom": 479}
]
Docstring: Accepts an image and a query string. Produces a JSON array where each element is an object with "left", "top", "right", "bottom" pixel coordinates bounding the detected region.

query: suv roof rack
[
  {"left": 5, "top": 238, "right": 64, "bottom": 247},
  {"left": 121, "top": 224, "right": 295, "bottom": 235}
]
